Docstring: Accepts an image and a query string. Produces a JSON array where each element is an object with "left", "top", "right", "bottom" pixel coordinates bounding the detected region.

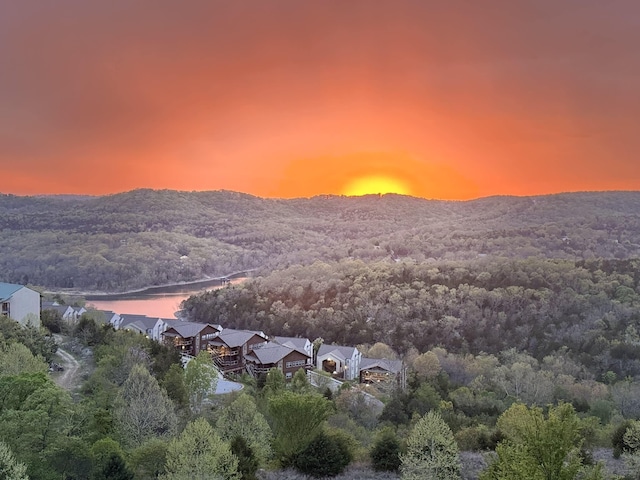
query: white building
[
  {"left": 0, "top": 283, "right": 40, "bottom": 328},
  {"left": 316, "top": 343, "right": 362, "bottom": 381}
]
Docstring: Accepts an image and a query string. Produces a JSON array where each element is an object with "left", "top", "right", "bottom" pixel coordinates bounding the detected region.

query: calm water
[
  {"left": 87, "top": 278, "right": 245, "bottom": 318},
  {"left": 88, "top": 293, "right": 194, "bottom": 318}
]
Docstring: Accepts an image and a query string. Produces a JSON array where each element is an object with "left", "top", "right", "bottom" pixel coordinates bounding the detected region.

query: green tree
[
  {"left": 480, "top": 403, "right": 603, "bottom": 480},
  {"left": 262, "top": 367, "right": 286, "bottom": 396},
  {"left": 184, "top": 351, "right": 217, "bottom": 414},
  {"left": 128, "top": 438, "right": 168, "bottom": 480},
  {"left": 0, "top": 342, "right": 48, "bottom": 377},
  {"left": 400, "top": 410, "right": 460, "bottom": 480},
  {"left": 230, "top": 436, "right": 259, "bottom": 480},
  {"left": 161, "top": 417, "right": 239, "bottom": 480},
  {"left": 370, "top": 429, "right": 402, "bottom": 472},
  {"left": 290, "top": 368, "right": 312, "bottom": 394},
  {"left": 162, "top": 364, "right": 189, "bottom": 410},
  {"left": 622, "top": 421, "right": 640, "bottom": 479},
  {"left": 0, "top": 441, "right": 28, "bottom": 480},
  {"left": 293, "top": 430, "right": 353, "bottom": 478},
  {"left": 90, "top": 437, "right": 132, "bottom": 480},
  {"left": 268, "top": 391, "right": 334, "bottom": 466},
  {"left": 113, "top": 364, "right": 177, "bottom": 447},
  {"left": 215, "top": 393, "right": 272, "bottom": 465}
]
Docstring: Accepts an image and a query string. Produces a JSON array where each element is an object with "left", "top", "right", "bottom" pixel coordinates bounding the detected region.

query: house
[
  {"left": 0, "top": 282, "right": 40, "bottom": 328},
  {"left": 316, "top": 344, "right": 362, "bottom": 381},
  {"left": 119, "top": 314, "right": 161, "bottom": 337},
  {"left": 162, "top": 322, "right": 222, "bottom": 357},
  {"left": 91, "top": 309, "right": 120, "bottom": 328},
  {"left": 273, "top": 336, "right": 313, "bottom": 359},
  {"left": 245, "top": 341, "right": 311, "bottom": 380},
  {"left": 359, "top": 357, "right": 407, "bottom": 390},
  {"left": 42, "top": 301, "right": 78, "bottom": 322},
  {"left": 207, "top": 328, "right": 268, "bottom": 374}
]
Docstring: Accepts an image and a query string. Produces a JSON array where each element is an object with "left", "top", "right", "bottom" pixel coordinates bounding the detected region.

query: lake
[{"left": 87, "top": 278, "right": 245, "bottom": 318}]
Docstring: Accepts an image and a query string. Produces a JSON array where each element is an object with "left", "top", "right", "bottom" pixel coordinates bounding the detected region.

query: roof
[
  {"left": 120, "top": 314, "right": 159, "bottom": 330},
  {"left": 360, "top": 357, "right": 403, "bottom": 374},
  {"left": 213, "top": 328, "right": 267, "bottom": 348},
  {"left": 164, "top": 322, "right": 207, "bottom": 338},
  {"left": 0, "top": 283, "right": 26, "bottom": 301},
  {"left": 273, "top": 336, "right": 310, "bottom": 354},
  {"left": 246, "top": 342, "right": 301, "bottom": 365},
  {"left": 42, "top": 301, "right": 73, "bottom": 316},
  {"left": 317, "top": 344, "right": 359, "bottom": 361}
]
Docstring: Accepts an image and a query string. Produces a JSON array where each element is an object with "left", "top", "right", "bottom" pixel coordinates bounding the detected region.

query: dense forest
[
  {"left": 1, "top": 189, "right": 640, "bottom": 291},
  {"left": 5, "top": 189, "right": 640, "bottom": 478}
]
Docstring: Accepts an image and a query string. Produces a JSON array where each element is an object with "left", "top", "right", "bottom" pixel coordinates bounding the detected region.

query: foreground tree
[
  {"left": 113, "top": 364, "right": 177, "bottom": 447},
  {"left": 370, "top": 429, "right": 402, "bottom": 472},
  {"left": 480, "top": 403, "right": 603, "bottom": 480},
  {"left": 400, "top": 410, "right": 460, "bottom": 480},
  {"left": 185, "top": 351, "right": 218, "bottom": 414},
  {"left": 215, "top": 393, "right": 273, "bottom": 465},
  {"left": 162, "top": 417, "right": 239, "bottom": 480},
  {"left": 0, "top": 441, "right": 28, "bottom": 480},
  {"left": 293, "top": 430, "right": 353, "bottom": 478},
  {"left": 268, "top": 391, "right": 334, "bottom": 466}
]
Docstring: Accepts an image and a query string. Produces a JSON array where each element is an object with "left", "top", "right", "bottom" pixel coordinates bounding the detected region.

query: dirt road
[{"left": 51, "top": 335, "right": 82, "bottom": 391}]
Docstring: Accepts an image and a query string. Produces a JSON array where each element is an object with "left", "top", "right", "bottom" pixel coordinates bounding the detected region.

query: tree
[
  {"left": 290, "top": 368, "right": 312, "bottom": 394},
  {"left": 184, "top": 351, "right": 217, "bottom": 413},
  {"left": 412, "top": 351, "right": 441, "bottom": 381},
  {"left": 400, "top": 410, "right": 460, "bottom": 480},
  {"left": 113, "top": 364, "right": 177, "bottom": 447},
  {"left": 480, "top": 403, "right": 603, "bottom": 480},
  {"left": 0, "top": 441, "right": 28, "bottom": 480},
  {"left": 262, "top": 367, "right": 286, "bottom": 396},
  {"left": 162, "top": 417, "right": 239, "bottom": 480},
  {"left": 128, "top": 438, "right": 168, "bottom": 480},
  {"left": 230, "top": 436, "right": 259, "bottom": 480},
  {"left": 268, "top": 391, "right": 334, "bottom": 466},
  {"left": 622, "top": 421, "right": 640, "bottom": 479},
  {"left": 215, "top": 393, "right": 273, "bottom": 465},
  {"left": 0, "top": 342, "right": 48, "bottom": 377},
  {"left": 370, "top": 429, "right": 402, "bottom": 472},
  {"left": 293, "top": 430, "right": 353, "bottom": 478},
  {"left": 162, "top": 364, "right": 188, "bottom": 410},
  {"left": 90, "top": 438, "right": 132, "bottom": 480}
]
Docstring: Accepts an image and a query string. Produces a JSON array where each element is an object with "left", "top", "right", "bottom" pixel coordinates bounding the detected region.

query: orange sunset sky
[{"left": 1, "top": 1, "right": 639, "bottom": 200}]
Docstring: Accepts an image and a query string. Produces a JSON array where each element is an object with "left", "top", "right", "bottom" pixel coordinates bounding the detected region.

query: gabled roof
[
  {"left": 360, "top": 357, "right": 403, "bottom": 374},
  {"left": 92, "top": 310, "right": 117, "bottom": 325},
  {"left": 211, "top": 328, "right": 267, "bottom": 348},
  {"left": 164, "top": 321, "right": 218, "bottom": 338},
  {"left": 246, "top": 342, "right": 304, "bottom": 365},
  {"left": 120, "top": 314, "right": 159, "bottom": 331},
  {"left": 42, "top": 301, "right": 73, "bottom": 316},
  {"left": 317, "top": 344, "right": 359, "bottom": 361},
  {"left": 0, "top": 283, "right": 25, "bottom": 301},
  {"left": 273, "top": 336, "right": 310, "bottom": 354}
]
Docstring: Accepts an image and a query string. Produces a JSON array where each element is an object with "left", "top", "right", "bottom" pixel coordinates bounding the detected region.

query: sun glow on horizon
[{"left": 342, "top": 175, "right": 411, "bottom": 197}]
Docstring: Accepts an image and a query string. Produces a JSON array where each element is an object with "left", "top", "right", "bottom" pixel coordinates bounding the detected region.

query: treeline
[
  {"left": 2, "top": 189, "right": 640, "bottom": 290},
  {"left": 182, "top": 257, "right": 640, "bottom": 379}
]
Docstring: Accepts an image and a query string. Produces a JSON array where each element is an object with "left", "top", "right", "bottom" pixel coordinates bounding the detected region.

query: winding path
[{"left": 51, "top": 335, "right": 81, "bottom": 391}]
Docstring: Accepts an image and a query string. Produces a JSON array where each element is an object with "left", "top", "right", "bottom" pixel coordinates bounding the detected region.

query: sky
[{"left": 1, "top": 0, "right": 639, "bottom": 200}]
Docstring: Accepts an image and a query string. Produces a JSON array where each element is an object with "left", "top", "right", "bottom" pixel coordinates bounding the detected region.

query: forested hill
[{"left": 2, "top": 189, "right": 640, "bottom": 291}]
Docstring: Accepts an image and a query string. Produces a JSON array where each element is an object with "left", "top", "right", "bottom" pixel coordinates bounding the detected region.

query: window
[
  {"left": 1, "top": 302, "right": 8, "bottom": 316},
  {"left": 286, "top": 372, "right": 292, "bottom": 379},
  {"left": 286, "top": 360, "right": 306, "bottom": 368}
]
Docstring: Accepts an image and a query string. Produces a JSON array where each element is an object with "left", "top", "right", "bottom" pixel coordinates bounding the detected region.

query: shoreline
[{"left": 43, "top": 270, "right": 255, "bottom": 300}]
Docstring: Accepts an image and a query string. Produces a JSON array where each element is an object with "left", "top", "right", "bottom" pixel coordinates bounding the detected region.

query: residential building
[
  {"left": 207, "top": 328, "right": 268, "bottom": 374},
  {"left": 162, "top": 322, "right": 222, "bottom": 357},
  {"left": 359, "top": 357, "right": 407, "bottom": 389},
  {"left": 245, "top": 341, "right": 311, "bottom": 380},
  {"left": 316, "top": 343, "right": 362, "bottom": 381},
  {"left": 0, "top": 282, "right": 40, "bottom": 327}
]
